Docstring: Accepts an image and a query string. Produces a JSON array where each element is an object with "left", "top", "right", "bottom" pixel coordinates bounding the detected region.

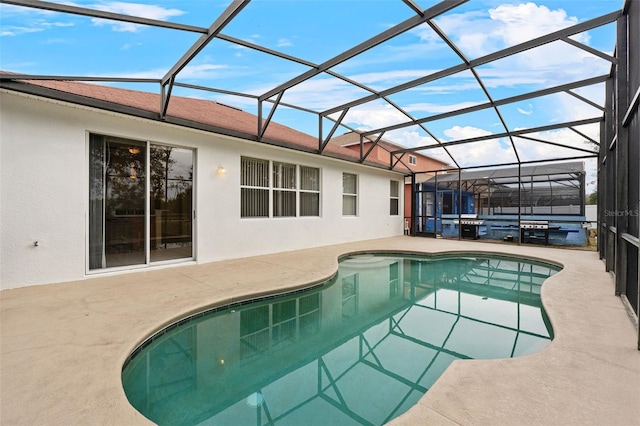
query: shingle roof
[
  {"left": 329, "top": 131, "right": 450, "bottom": 167},
  {"left": 2, "top": 76, "right": 409, "bottom": 172}
]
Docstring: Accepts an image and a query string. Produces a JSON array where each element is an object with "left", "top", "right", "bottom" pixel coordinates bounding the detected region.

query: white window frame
[
  {"left": 240, "top": 156, "right": 270, "bottom": 218},
  {"left": 408, "top": 155, "right": 417, "bottom": 165},
  {"left": 272, "top": 161, "right": 297, "bottom": 218},
  {"left": 342, "top": 172, "right": 358, "bottom": 216},
  {"left": 241, "top": 157, "right": 321, "bottom": 218},
  {"left": 390, "top": 180, "right": 400, "bottom": 216},
  {"left": 299, "top": 165, "right": 321, "bottom": 217}
]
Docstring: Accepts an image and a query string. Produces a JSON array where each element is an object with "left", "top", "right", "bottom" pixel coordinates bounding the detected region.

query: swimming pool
[{"left": 122, "top": 253, "right": 560, "bottom": 425}]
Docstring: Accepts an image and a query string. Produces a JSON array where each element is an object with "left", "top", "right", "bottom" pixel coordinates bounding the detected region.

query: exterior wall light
[{"left": 217, "top": 166, "right": 226, "bottom": 175}]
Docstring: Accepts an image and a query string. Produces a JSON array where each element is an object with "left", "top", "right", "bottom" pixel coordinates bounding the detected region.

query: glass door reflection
[
  {"left": 89, "top": 135, "right": 147, "bottom": 269},
  {"left": 89, "top": 135, "right": 194, "bottom": 270},
  {"left": 150, "top": 145, "right": 193, "bottom": 262}
]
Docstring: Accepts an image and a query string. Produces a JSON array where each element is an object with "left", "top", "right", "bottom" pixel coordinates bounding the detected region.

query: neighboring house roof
[
  {"left": 329, "top": 131, "right": 452, "bottom": 169},
  {"left": 0, "top": 75, "right": 411, "bottom": 173}
]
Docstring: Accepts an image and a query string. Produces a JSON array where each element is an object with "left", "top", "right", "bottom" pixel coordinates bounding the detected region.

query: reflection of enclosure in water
[{"left": 122, "top": 254, "right": 557, "bottom": 426}]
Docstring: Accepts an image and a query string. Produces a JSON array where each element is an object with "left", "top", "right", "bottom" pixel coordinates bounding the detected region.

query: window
[
  {"left": 300, "top": 166, "right": 320, "bottom": 216},
  {"left": 241, "top": 157, "right": 270, "bottom": 217},
  {"left": 273, "top": 161, "right": 296, "bottom": 217},
  {"left": 241, "top": 157, "right": 320, "bottom": 218},
  {"left": 342, "top": 173, "right": 358, "bottom": 216},
  {"left": 409, "top": 155, "right": 417, "bottom": 165},
  {"left": 390, "top": 180, "right": 399, "bottom": 215}
]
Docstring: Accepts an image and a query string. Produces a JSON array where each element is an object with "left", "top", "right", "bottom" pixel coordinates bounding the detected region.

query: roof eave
[{"left": 1, "top": 81, "right": 408, "bottom": 175}]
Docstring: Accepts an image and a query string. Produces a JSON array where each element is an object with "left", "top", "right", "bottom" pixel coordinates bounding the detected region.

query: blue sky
[{"left": 0, "top": 0, "right": 623, "bottom": 191}]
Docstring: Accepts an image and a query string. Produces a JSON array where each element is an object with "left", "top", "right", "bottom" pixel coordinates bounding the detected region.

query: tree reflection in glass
[{"left": 150, "top": 145, "right": 193, "bottom": 262}]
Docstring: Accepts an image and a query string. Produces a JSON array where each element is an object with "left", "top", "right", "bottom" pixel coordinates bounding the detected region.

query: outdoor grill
[
  {"left": 460, "top": 219, "right": 485, "bottom": 226},
  {"left": 520, "top": 220, "right": 550, "bottom": 244},
  {"left": 520, "top": 220, "right": 549, "bottom": 229},
  {"left": 457, "top": 215, "right": 484, "bottom": 239}
]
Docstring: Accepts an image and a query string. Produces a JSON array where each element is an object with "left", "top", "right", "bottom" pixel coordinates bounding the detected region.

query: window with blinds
[
  {"left": 300, "top": 166, "right": 320, "bottom": 216},
  {"left": 342, "top": 173, "right": 357, "bottom": 216},
  {"left": 241, "top": 157, "right": 320, "bottom": 218},
  {"left": 390, "top": 180, "right": 399, "bottom": 216},
  {"left": 273, "top": 162, "right": 296, "bottom": 217},
  {"left": 241, "top": 157, "right": 270, "bottom": 217}
]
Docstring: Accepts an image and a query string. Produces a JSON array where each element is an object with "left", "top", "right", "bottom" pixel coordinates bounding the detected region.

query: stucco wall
[{"left": 0, "top": 91, "right": 405, "bottom": 289}]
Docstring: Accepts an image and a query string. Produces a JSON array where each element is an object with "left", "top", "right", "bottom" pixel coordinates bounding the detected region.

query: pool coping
[{"left": 1, "top": 236, "right": 639, "bottom": 425}]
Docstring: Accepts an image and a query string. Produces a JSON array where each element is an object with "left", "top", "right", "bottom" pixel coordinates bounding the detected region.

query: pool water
[{"left": 122, "top": 253, "right": 559, "bottom": 425}]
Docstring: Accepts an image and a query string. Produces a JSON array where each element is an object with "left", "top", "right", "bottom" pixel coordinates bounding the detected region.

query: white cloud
[
  {"left": 395, "top": 122, "right": 597, "bottom": 170},
  {"left": 330, "top": 99, "right": 484, "bottom": 132},
  {"left": 101, "top": 63, "right": 229, "bottom": 80},
  {"left": 0, "top": 3, "right": 57, "bottom": 17},
  {"left": 100, "top": 67, "right": 165, "bottom": 79},
  {"left": 489, "top": 3, "right": 583, "bottom": 45},
  {"left": 88, "top": 2, "right": 185, "bottom": 32},
  {"left": 347, "top": 69, "right": 432, "bottom": 86},
  {"left": 323, "top": 3, "right": 610, "bottom": 161},
  {"left": 277, "top": 38, "right": 292, "bottom": 48},
  {"left": 1, "top": 26, "right": 44, "bottom": 37},
  {"left": 435, "top": 3, "right": 585, "bottom": 57},
  {"left": 555, "top": 89, "right": 604, "bottom": 122},
  {"left": 392, "top": 129, "right": 439, "bottom": 147},
  {"left": 438, "top": 125, "right": 517, "bottom": 166},
  {"left": 341, "top": 102, "right": 408, "bottom": 130},
  {"left": 120, "top": 42, "right": 141, "bottom": 50},
  {"left": 404, "top": 101, "right": 482, "bottom": 114},
  {"left": 41, "top": 21, "right": 74, "bottom": 29},
  {"left": 314, "top": 3, "right": 610, "bottom": 140},
  {"left": 517, "top": 104, "right": 533, "bottom": 115},
  {"left": 392, "top": 125, "right": 510, "bottom": 167},
  {"left": 432, "top": 2, "right": 608, "bottom": 86},
  {"left": 0, "top": 19, "right": 73, "bottom": 37},
  {"left": 443, "top": 125, "right": 492, "bottom": 140},
  {"left": 517, "top": 125, "right": 599, "bottom": 158},
  {"left": 179, "top": 63, "right": 229, "bottom": 79},
  {"left": 277, "top": 77, "right": 371, "bottom": 111},
  {"left": 0, "top": 1, "right": 185, "bottom": 34}
]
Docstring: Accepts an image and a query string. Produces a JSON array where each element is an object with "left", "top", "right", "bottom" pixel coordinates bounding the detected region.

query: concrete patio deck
[{"left": 1, "top": 236, "right": 638, "bottom": 425}]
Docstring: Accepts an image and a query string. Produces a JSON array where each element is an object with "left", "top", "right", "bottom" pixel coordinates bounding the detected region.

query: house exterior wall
[
  {"left": 338, "top": 142, "right": 451, "bottom": 233},
  {"left": 0, "top": 91, "right": 405, "bottom": 289}
]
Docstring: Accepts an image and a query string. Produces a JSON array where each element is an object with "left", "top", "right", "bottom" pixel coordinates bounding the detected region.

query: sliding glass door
[
  {"left": 149, "top": 145, "right": 193, "bottom": 262},
  {"left": 89, "top": 134, "right": 193, "bottom": 271}
]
